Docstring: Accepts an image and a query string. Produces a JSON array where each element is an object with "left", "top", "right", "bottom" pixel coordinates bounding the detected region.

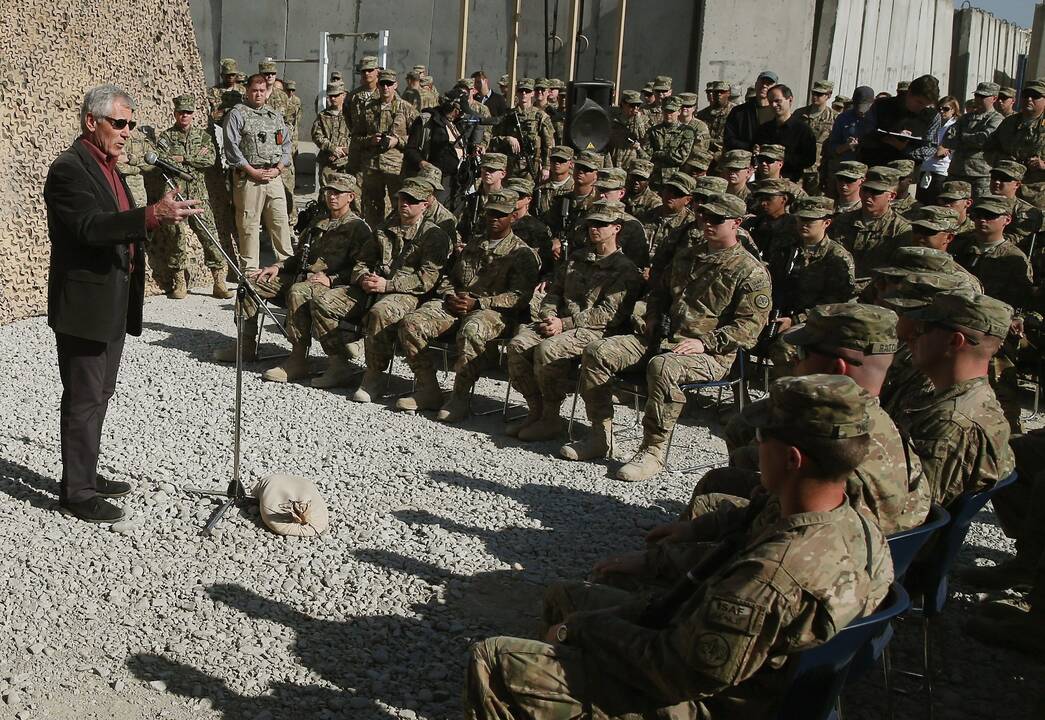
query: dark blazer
[
  {"left": 480, "top": 91, "right": 508, "bottom": 118},
  {"left": 723, "top": 99, "right": 762, "bottom": 151},
  {"left": 44, "top": 140, "right": 148, "bottom": 343}
]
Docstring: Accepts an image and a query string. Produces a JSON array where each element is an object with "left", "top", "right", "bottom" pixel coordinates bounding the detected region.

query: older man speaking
[{"left": 44, "top": 84, "right": 200, "bottom": 524}]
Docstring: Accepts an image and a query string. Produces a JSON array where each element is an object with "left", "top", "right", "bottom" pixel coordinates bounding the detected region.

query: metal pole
[
  {"left": 378, "top": 29, "right": 390, "bottom": 69},
  {"left": 612, "top": 0, "right": 627, "bottom": 104},
  {"left": 318, "top": 32, "right": 329, "bottom": 115},
  {"left": 457, "top": 0, "right": 470, "bottom": 80},
  {"left": 508, "top": 0, "right": 522, "bottom": 108},
  {"left": 565, "top": 0, "right": 581, "bottom": 82}
]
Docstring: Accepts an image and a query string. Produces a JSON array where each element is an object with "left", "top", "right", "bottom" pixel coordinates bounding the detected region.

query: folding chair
[
  {"left": 774, "top": 583, "right": 911, "bottom": 720},
  {"left": 892, "top": 472, "right": 1018, "bottom": 720}
]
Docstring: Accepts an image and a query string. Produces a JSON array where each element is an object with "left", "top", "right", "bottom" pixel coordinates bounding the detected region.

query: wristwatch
[{"left": 555, "top": 624, "right": 569, "bottom": 644}]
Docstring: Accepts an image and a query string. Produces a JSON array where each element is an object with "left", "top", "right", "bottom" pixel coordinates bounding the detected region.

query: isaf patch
[
  {"left": 695, "top": 633, "right": 732, "bottom": 668},
  {"left": 754, "top": 293, "right": 770, "bottom": 310},
  {"left": 707, "top": 597, "right": 759, "bottom": 633}
]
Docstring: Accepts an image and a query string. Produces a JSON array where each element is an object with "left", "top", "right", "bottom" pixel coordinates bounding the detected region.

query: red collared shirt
[{"left": 80, "top": 136, "right": 159, "bottom": 231}]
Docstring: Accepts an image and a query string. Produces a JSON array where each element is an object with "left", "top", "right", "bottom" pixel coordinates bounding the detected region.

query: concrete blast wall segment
[{"left": 951, "top": 7, "right": 1031, "bottom": 99}]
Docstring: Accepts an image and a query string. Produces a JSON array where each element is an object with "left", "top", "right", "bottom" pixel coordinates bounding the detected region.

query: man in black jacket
[
  {"left": 723, "top": 70, "right": 777, "bottom": 151},
  {"left": 472, "top": 71, "right": 508, "bottom": 118},
  {"left": 753, "top": 84, "right": 818, "bottom": 182},
  {"left": 403, "top": 89, "right": 483, "bottom": 206},
  {"left": 44, "top": 84, "right": 199, "bottom": 523},
  {"left": 859, "top": 74, "right": 940, "bottom": 167}
]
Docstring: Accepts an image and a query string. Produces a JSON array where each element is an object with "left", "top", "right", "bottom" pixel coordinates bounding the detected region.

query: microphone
[{"left": 144, "top": 151, "right": 193, "bottom": 181}]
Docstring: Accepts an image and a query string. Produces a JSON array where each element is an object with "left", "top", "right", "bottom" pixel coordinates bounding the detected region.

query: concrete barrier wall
[
  {"left": 1028, "top": 3, "right": 1045, "bottom": 80},
  {"left": 951, "top": 7, "right": 1030, "bottom": 99}
]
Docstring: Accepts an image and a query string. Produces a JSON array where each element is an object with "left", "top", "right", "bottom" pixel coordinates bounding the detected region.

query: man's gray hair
[{"left": 80, "top": 84, "right": 136, "bottom": 131}]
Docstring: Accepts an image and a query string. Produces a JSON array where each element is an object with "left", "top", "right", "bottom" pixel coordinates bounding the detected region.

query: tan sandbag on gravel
[{"left": 255, "top": 473, "right": 329, "bottom": 537}]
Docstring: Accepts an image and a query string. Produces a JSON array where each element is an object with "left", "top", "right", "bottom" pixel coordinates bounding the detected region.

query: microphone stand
[{"left": 155, "top": 169, "right": 291, "bottom": 535}]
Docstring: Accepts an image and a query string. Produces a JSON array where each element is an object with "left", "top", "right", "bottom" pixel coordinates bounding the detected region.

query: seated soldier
[
  {"left": 888, "top": 159, "right": 919, "bottom": 214},
  {"left": 458, "top": 153, "right": 507, "bottom": 243},
  {"left": 833, "top": 161, "right": 867, "bottom": 215},
  {"left": 622, "top": 158, "right": 662, "bottom": 217},
  {"left": 542, "top": 150, "right": 604, "bottom": 262},
  {"left": 936, "top": 180, "right": 975, "bottom": 234},
  {"left": 681, "top": 148, "right": 714, "bottom": 179},
  {"left": 989, "top": 160, "right": 1043, "bottom": 259},
  {"left": 504, "top": 177, "right": 554, "bottom": 272},
  {"left": 863, "top": 244, "right": 981, "bottom": 304},
  {"left": 350, "top": 178, "right": 453, "bottom": 402},
  {"left": 899, "top": 290, "right": 1015, "bottom": 506},
  {"left": 465, "top": 374, "right": 893, "bottom": 720},
  {"left": 562, "top": 193, "right": 770, "bottom": 482},
  {"left": 719, "top": 149, "right": 754, "bottom": 203},
  {"left": 535, "top": 145, "right": 575, "bottom": 217},
  {"left": 506, "top": 201, "right": 642, "bottom": 441},
  {"left": 744, "top": 178, "right": 797, "bottom": 255},
  {"left": 639, "top": 171, "right": 697, "bottom": 274},
  {"left": 411, "top": 166, "right": 462, "bottom": 242},
  {"left": 594, "top": 167, "right": 650, "bottom": 269},
  {"left": 212, "top": 174, "right": 371, "bottom": 382},
  {"left": 394, "top": 190, "right": 539, "bottom": 421},
  {"left": 649, "top": 175, "right": 729, "bottom": 281},
  {"left": 831, "top": 165, "right": 913, "bottom": 279}
]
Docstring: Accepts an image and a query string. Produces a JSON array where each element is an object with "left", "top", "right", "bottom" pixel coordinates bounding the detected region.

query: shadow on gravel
[
  {"left": 141, "top": 320, "right": 288, "bottom": 365},
  {"left": 0, "top": 457, "right": 61, "bottom": 510}
]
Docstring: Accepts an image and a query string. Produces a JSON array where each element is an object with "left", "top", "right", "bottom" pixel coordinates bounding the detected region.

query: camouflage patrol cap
[
  {"left": 873, "top": 246, "right": 964, "bottom": 277},
  {"left": 832, "top": 96, "right": 848, "bottom": 110},
  {"left": 480, "top": 152, "right": 508, "bottom": 170},
  {"left": 627, "top": 158, "right": 655, "bottom": 178},
  {"left": 792, "top": 196, "right": 835, "bottom": 219},
  {"left": 330, "top": 71, "right": 344, "bottom": 82},
  {"left": 662, "top": 171, "right": 697, "bottom": 195},
  {"left": 550, "top": 145, "right": 576, "bottom": 161},
  {"left": 549, "top": 78, "right": 565, "bottom": 90},
  {"left": 1023, "top": 78, "right": 1045, "bottom": 95},
  {"left": 880, "top": 272, "right": 971, "bottom": 311},
  {"left": 706, "top": 80, "right": 730, "bottom": 92},
  {"left": 172, "top": 94, "right": 195, "bottom": 112},
  {"left": 887, "top": 159, "right": 916, "bottom": 179},
  {"left": 415, "top": 164, "right": 445, "bottom": 191},
  {"left": 653, "top": 75, "right": 673, "bottom": 91},
  {"left": 534, "top": 77, "right": 550, "bottom": 90},
  {"left": 907, "top": 205, "right": 960, "bottom": 233},
  {"left": 326, "top": 81, "right": 347, "bottom": 96},
  {"left": 357, "top": 55, "right": 379, "bottom": 71},
  {"left": 586, "top": 199, "right": 624, "bottom": 223},
  {"left": 896, "top": 80, "right": 911, "bottom": 92},
  {"left": 678, "top": 92, "right": 698, "bottom": 108},
  {"left": 420, "top": 74, "right": 434, "bottom": 87},
  {"left": 756, "top": 144, "right": 785, "bottom": 161},
  {"left": 661, "top": 96, "right": 683, "bottom": 113},
  {"left": 516, "top": 77, "right": 535, "bottom": 91},
  {"left": 621, "top": 90, "right": 643, "bottom": 105},
  {"left": 684, "top": 149, "right": 715, "bottom": 172},
  {"left": 484, "top": 189, "right": 519, "bottom": 214},
  {"left": 785, "top": 303, "right": 899, "bottom": 355},
  {"left": 971, "top": 194, "right": 1014, "bottom": 215},
  {"left": 698, "top": 193, "right": 747, "bottom": 219},
  {"left": 397, "top": 177, "right": 434, "bottom": 201},
  {"left": 642, "top": 82, "right": 655, "bottom": 95},
  {"left": 322, "top": 173, "right": 361, "bottom": 195},
  {"left": 998, "top": 86, "right": 1016, "bottom": 99},
  {"left": 221, "top": 88, "right": 243, "bottom": 105},
  {"left": 499, "top": 74, "right": 510, "bottom": 86},
  {"left": 237, "top": 73, "right": 247, "bottom": 83},
  {"left": 743, "top": 374, "right": 872, "bottom": 440},
  {"left": 937, "top": 180, "right": 972, "bottom": 201},
  {"left": 974, "top": 81, "right": 1001, "bottom": 96},
  {"left": 862, "top": 166, "right": 901, "bottom": 192},
  {"left": 720, "top": 150, "right": 753, "bottom": 170},
  {"left": 595, "top": 167, "right": 628, "bottom": 190},
  {"left": 752, "top": 178, "right": 793, "bottom": 198},
  {"left": 574, "top": 150, "right": 603, "bottom": 170},
  {"left": 412, "top": 64, "right": 428, "bottom": 74},
  {"left": 284, "top": 80, "right": 296, "bottom": 91},
  {"left": 812, "top": 80, "right": 835, "bottom": 94},
  {"left": 220, "top": 58, "right": 239, "bottom": 75},
  {"left": 904, "top": 290, "right": 1013, "bottom": 339},
  {"left": 453, "top": 78, "right": 472, "bottom": 90},
  {"left": 378, "top": 69, "right": 398, "bottom": 83},
  {"left": 691, "top": 175, "right": 729, "bottom": 199},
  {"left": 259, "top": 58, "right": 278, "bottom": 73},
  {"left": 991, "top": 160, "right": 1027, "bottom": 181},
  {"left": 835, "top": 161, "right": 868, "bottom": 180},
  {"left": 406, "top": 70, "right": 421, "bottom": 81},
  {"left": 505, "top": 177, "right": 534, "bottom": 197}
]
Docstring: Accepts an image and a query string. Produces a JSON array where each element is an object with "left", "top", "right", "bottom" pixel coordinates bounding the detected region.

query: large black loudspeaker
[{"left": 567, "top": 80, "right": 614, "bottom": 152}]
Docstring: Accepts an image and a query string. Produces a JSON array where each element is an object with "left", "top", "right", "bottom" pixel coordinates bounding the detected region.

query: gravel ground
[{"left": 0, "top": 289, "right": 1041, "bottom": 719}]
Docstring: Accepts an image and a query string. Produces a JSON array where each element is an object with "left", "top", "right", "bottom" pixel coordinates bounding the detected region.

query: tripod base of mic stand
[{"left": 184, "top": 482, "right": 256, "bottom": 536}]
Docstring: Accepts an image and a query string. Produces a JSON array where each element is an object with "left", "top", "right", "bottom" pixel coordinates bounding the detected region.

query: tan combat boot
[
  {"left": 168, "top": 271, "right": 187, "bottom": 300},
  {"left": 212, "top": 317, "right": 259, "bottom": 362},
  {"left": 560, "top": 419, "right": 612, "bottom": 461},
  {"left": 311, "top": 355, "right": 358, "bottom": 389},
  {"left": 958, "top": 558, "right": 1035, "bottom": 592},
  {"left": 436, "top": 392, "right": 471, "bottom": 423},
  {"left": 211, "top": 269, "right": 233, "bottom": 299},
  {"left": 505, "top": 396, "right": 543, "bottom": 437},
  {"left": 395, "top": 368, "right": 443, "bottom": 412},
  {"left": 616, "top": 443, "right": 667, "bottom": 482},
  {"left": 262, "top": 343, "right": 309, "bottom": 383},
  {"left": 517, "top": 404, "right": 566, "bottom": 442},
  {"left": 344, "top": 337, "right": 365, "bottom": 359},
  {"left": 351, "top": 368, "right": 386, "bottom": 403}
]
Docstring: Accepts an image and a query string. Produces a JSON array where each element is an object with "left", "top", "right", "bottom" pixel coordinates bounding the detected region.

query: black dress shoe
[
  {"left": 96, "top": 474, "right": 133, "bottom": 498},
  {"left": 60, "top": 496, "right": 127, "bottom": 524}
]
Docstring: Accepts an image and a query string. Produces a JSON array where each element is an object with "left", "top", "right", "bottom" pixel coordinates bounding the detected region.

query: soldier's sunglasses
[
  {"left": 100, "top": 116, "right": 137, "bottom": 130},
  {"left": 970, "top": 209, "right": 1004, "bottom": 220},
  {"left": 378, "top": 80, "right": 396, "bottom": 87},
  {"left": 754, "top": 155, "right": 777, "bottom": 164},
  {"left": 701, "top": 213, "right": 732, "bottom": 225},
  {"left": 1025, "top": 91, "right": 1043, "bottom": 100}
]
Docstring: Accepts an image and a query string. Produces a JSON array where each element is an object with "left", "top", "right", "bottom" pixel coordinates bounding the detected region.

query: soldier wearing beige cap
[
  {"left": 942, "top": 81, "right": 1003, "bottom": 197},
  {"left": 312, "top": 80, "right": 351, "bottom": 181},
  {"left": 834, "top": 160, "right": 867, "bottom": 214},
  {"left": 996, "top": 85, "right": 1017, "bottom": 117},
  {"left": 492, "top": 78, "right": 555, "bottom": 181},
  {"left": 623, "top": 158, "right": 661, "bottom": 217},
  {"left": 719, "top": 149, "right": 754, "bottom": 203},
  {"left": 697, "top": 80, "right": 734, "bottom": 153},
  {"left": 346, "top": 55, "right": 381, "bottom": 130},
  {"left": 830, "top": 165, "right": 913, "bottom": 277},
  {"left": 609, "top": 90, "right": 650, "bottom": 169},
  {"left": 936, "top": 180, "right": 975, "bottom": 233},
  {"left": 638, "top": 170, "right": 696, "bottom": 266},
  {"left": 209, "top": 57, "right": 245, "bottom": 124},
  {"left": 536, "top": 145, "right": 576, "bottom": 217},
  {"left": 794, "top": 79, "right": 838, "bottom": 195},
  {"left": 988, "top": 160, "right": 1043, "bottom": 251},
  {"left": 984, "top": 78, "right": 1045, "bottom": 208}
]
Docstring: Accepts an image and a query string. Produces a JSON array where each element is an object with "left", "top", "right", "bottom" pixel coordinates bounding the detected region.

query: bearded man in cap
[
  {"left": 985, "top": 78, "right": 1045, "bottom": 208},
  {"left": 209, "top": 58, "right": 245, "bottom": 124}
]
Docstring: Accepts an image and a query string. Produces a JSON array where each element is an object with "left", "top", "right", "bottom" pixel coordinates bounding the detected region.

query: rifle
[
  {"left": 513, "top": 109, "right": 542, "bottom": 200},
  {"left": 549, "top": 194, "right": 576, "bottom": 261},
  {"left": 637, "top": 534, "right": 744, "bottom": 628},
  {"left": 457, "top": 192, "right": 483, "bottom": 244},
  {"left": 613, "top": 118, "right": 640, "bottom": 147},
  {"left": 763, "top": 244, "right": 801, "bottom": 343}
]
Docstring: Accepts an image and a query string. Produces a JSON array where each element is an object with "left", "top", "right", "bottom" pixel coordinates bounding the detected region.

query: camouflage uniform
[
  {"left": 641, "top": 97, "right": 696, "bottom": 185},
  {"left": 353, "top": 75, "right": 418, "bottom": 229},
  {"left": 493, "top": 83, "right": 555, "bottom": 178},
  {"left": 469, "top": 378, "right": 892, "bottom": 720},
  {"left": 155, "top": 104, "right": 225, "bottom": 271},
  {"left": 284, "top": 85, "right": 302, "bottom": 147},
  {"left": 312, "top": 82, "right": 352, "bottom": 180},
  {"left": 763, "top": 232, "right": 856, "bottom": 323},
  {"left": 638, "top": 170, "right": 695, "bottom": 260},
  {"left": 695, "top": 104, "right": 733, "bottom": 155},
  {"left": 984, "top": 95, "right": 1045, "bottom": 207},
  {"left": 831, "top": 207, "right": 912, "bottom": 278},
  {"left": 794, "top": 84, "right": 838, "bottom": 196},
  {"left": 943, "top": 84, "right": 1005, "bottom": 198},
  {"left": 265, "top": 80, "right": 296, "bottom": 215},
  {"left": 345, "top": 56, "right": 380, "bottom": 131},
  {"left": 115, "top": 131, "right": 155, "bottom": 209},
  {"left": 623, "top": 159, "right": 662, "bottom": 217},
  {"left": 208, "top": 58, "right": 244, "bottom": 125},
  {"left": 949, "top": 229, "right": 1034, "bottom": 310},
  {"left": 398, "top": 198, "right": 540, "bottom": 399},
  {"left": 608, "top": 91, "right": 650, "bottom": 169}
]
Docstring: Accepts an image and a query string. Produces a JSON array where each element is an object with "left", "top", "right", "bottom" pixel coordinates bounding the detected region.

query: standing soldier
[
  {"left": 284, "top": 79, "right": 302, "bottom": 150},
  {"left": 155, "top": 94, "right": 231, "bottom": 300},
  {"left": 677, "top": 93, "right": 711, "bottom": 153},
  {"left": 794, "top": 79, "right": 838, "bottom": 195},
  {"left": 641, "top": 96, "right": 695, "bottom": 186},
  {"left": 419, "top": 74, "right": 440, "bottom": 110},
  {"left": 223, "top": 73, "right": 295, "bottom": 272},
  {"left": 401, "top": 69, "right": 425, "bottom": 112},
  {"left": 259, "top": 58, "right": 297, "bottom": 217},
  {"left": 354, "top": 69, "right": 417, "bottom": 230},
  {"left": 493, "top": 78, "right": 555, "bottom": 182},
  {"left": 943, "top": 81, "right": 1004, "bottom": 198},
  {"left": 696, "top": 81, "right": 734, "bottom": 154},
  {"left": 608, "top": 90, "right": 649, "bottom": 169},
  {"left": 346, "top": 55, "right": 381, "bottom": 141},
  {"left": 312, "top": 81, "right": 351, "bottom": 182},
  {"left": 985, "top": 78, "right": 1045, "bottom": 208},
  {"left": 208, "top": 58, "right": 244, "bottom": 125}
]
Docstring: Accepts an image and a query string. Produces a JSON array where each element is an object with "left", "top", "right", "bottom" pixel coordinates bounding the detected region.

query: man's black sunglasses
[{"left": 101, "top": 116, "right": 137, "bottom": 130}]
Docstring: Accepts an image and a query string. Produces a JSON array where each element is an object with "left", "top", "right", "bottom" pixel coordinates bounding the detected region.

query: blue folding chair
[
  {"left": 774, "top": 582, "right": 911, "bottom": 720},
  {"left": 894, "top": 472, "right": 1018, "bottom": 720}
]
